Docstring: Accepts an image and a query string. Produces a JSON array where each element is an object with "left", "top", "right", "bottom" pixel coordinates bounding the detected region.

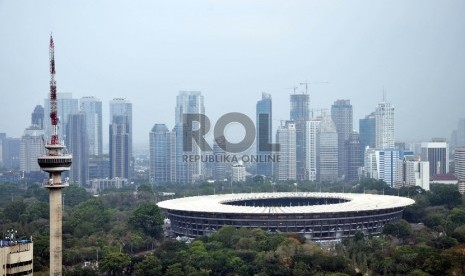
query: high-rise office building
[
  {"left": 232, "top": 162, "right": 246, "bottom": 182},
  {"left": 20, "top": 125, "right": 44, "bottom": 173},
  {"left": 375, "top": 100, "right": 395, "bottom": 149},
  {"left": 396, "top": 156, "right": 430, "bottom": 191},
  {"left": 109, "top": 98, "right": 132, "bottom": 179},
  {"left": 317, "top": 115, "right": 338, "bottom": 182},
  {"left": 290, "top": 93, "right": 310, "bottom": 180},
  {"left": 275, "top": 121, "right": 296, "bottom": 181},
  {"left": 31, "top": 105, "right": 45, "bottom": 129},
  {"left": 66, "top": 113, "right": 88, "bottom": 186},
  {"left": 213, "top": 136, "right": 228, "bottom": 181},
  {"left": 110, "top": 115, "right": 130, "bottom": 179},
  {"left": 421, "top": 140, "right": 449, "bottom": 177},
  {"left": 88, "top": 155, "right": 110, "bottom": 181},
  {"left": 345, "top": 131, "right": 362, "bottom": 182},
  {"left": 454, "top": 118, "right": 465, "bottom": 149},
  {"left": 0, "top": 133, "right": 5, "bottom": 167},
  {"left": 359, "top": 112, "right": 376, "bottom": 162},
  {"left": 372, "top": 149, "right": 400, "bottom": 187},
  {"left": 149, "top": 124, "right": 176, "bottom": 184},
  {"left": 80, "top": 96, "right": 103, "bottom": 156},
  {"left": 174, "top": 91, "right": 205, "bottom": 184},
  {"left": 256, "top": 93, "right": 273, "bottom": 177},
  {"left": 44, "top": 93, "right": 79, "bottom": 141},
  {"left": 331, "top": 99, "right": 353, "bottom": 178},
  {"left": 1, "top": 137, "right": 20, "bottom": 169},
  {"left": 306, "top": 119, "right": 321, "bottom": 181},
  {"left": 455, "top": 147, "right": 465, "bottom": 181}
]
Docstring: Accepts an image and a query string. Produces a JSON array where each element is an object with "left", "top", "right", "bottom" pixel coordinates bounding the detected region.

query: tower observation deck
[{"left": 37, "top": 35, "right": 72, "bottom": 276}]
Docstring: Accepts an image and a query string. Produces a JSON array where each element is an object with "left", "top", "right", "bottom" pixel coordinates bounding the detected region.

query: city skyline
[{"left": 1, "top": 1, "right": 465, "bottom": 148}]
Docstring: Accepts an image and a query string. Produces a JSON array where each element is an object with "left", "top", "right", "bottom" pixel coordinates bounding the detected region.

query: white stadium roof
[{"left": 157, "top": 192, "right": 415, "bottom": 214}]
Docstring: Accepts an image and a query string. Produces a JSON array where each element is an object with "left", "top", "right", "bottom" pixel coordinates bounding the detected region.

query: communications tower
[{"left": 37, "top": 35, "right": 72, "bottom": 276}]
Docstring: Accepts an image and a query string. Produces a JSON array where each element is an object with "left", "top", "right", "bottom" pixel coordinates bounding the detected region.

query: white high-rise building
[
  {"left": 454, "top": 147, "right": 465, "bottom": 181},
  {"left": 396, "top": 156, "right": 430, "bottom": 191},
  {"left": 276, "top": 121, "right": 296, "bottom": 181},
  {"left": 306, "top": 119, "right": 321, "bottom": 181},
  {"left": 20, "top": 125, "right": 44, "bottom": 173},
  {"left": 375, "top": 100, "right": 395, "bottom": 149},
  {"left": 364, "top": 148, "right": 401, "bottom": 187},
  {"left": 364, "top": 148, "right": 378, "bottom": 179},
  {"left": 80, "top": 96, "right": 103, "bottom": 156},
  {"left": 317, "top": 115, "right": 338, "bottom": 182},
  {"left": 232, "top": 162, "right": 246, "bottom": 182}
]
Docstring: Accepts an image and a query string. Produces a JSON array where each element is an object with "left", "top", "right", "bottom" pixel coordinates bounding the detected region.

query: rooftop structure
[
  {"left": 0, "top": 231, "right": 33, "bottom": 276},
  {"left": 158, "top": 192, "right": 414, "bottom": 240}
]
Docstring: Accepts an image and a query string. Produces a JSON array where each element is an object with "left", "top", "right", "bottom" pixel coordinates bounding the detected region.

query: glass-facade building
[
  {"left": 359, "top": 112, "right": 376, "bottom": 162},
  {"left": 149, "top": 124, "right": 176, "bottom": 184},
  {"left": 80, "top": 96, "right": 103, "bottom": 156},
  {"left": 290, "top": 93, "right": 310, "bottom": 180},
  {"left": 331, "top": 99, "right": 353, "bottom": 178},
  {"left": 256, "top": 93, "right": 273, "bottom": 177},
  {"left": 109, "top": 98, "right": 132, "bottom": 179}
]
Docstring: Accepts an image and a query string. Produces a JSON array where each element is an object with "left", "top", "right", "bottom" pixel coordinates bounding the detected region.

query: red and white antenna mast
[{"left": 49, "top": 35, "right": 59, "bottom": 145}]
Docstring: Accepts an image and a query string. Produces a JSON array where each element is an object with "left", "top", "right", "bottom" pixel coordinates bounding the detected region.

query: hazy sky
[{"left": 1, "top": 0, "right": 464, "bottom": 150}]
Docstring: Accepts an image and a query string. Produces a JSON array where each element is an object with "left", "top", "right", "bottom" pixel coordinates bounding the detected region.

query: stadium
[{"left": 157, "top": 192, "right": 415, "bottom": 240}]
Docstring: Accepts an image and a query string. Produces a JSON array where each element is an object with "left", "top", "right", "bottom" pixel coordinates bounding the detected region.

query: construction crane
[{"left": 299, "top": 81, "right": 329, "bottom": 94}]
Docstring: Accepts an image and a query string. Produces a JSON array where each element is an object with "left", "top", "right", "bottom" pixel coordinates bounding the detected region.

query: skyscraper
[
  {"left": 290, "top": 93, "right": 310, "bottom": 180},
  {"left": 256, "top": 93, "right": 273, "bottom": 177},
  {"left": 149, "top": 124, "right": 176, "bottom": 184},
  {"left": 44, "top": 93, "right": 79, "bottom": 141},
  {"left": 317, "top": 115, "right": 338, "bottom": 182},
  {"left": 331, "top": 99, "right": 353, "bottom": 178},
  {"left": 20, "top": 125, "right": 44, "bottom": 173},
  {"left": 359, "top": 112, "right": 376, "bottom": 162},
  {"left": 1, "top": 137, "right": 20, "bottom": 169},
  {"left": 396, "top": 156, "right": 430, "bottom": 191},
  {"left": 80, "top": 96, "right": 103, "bottom": 156},
  {"left": 366, "top": 149, "right": 400, "bottom": 187},
  {"left": 66, "top": 113, "right": 88, "bottom": 186},
  {"left": 306, "top": 118, "right": 321, "bottom": 181},
  {"left": 109, "top": 98, "right": 132, "bottom": 179},
  {"left": 421, "top": 140, "right": 449, "bottom": 176},
  {"left": 456, "top": 118, "right": 465, "bottom": 148},
  {"left": 174, "top": 91, "right": 205, "bottom": 184},
  {"left": 31, "top": 105, "right": 44, "bottom": 129},
  {"left": 213, "top": 136, "right": 228, "bottom": 181},
  {"left": 110, "top": 115, "right": 130, "bottom": 179},
  {"left": 345, "top": 131, "right": 362, "bottom": 182},
  {"left": 375, "top": 100, "right": 395, "bottom": 149},
  {"left": 275, "top": 121, "right": 296, "bottom": 181},
  {"left": 455, "top": 147, "right": 465, "bottom": 181}
]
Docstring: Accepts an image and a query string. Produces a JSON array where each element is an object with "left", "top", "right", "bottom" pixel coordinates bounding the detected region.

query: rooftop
[{"left": 157, "top": 192, "right": 415, "bottom": 214}]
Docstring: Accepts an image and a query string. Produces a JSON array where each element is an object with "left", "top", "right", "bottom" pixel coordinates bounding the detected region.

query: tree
[
  {"left": 99, "top": 251, "right": 131, "bottom": 275},
  {"left": 63, "top": 185, "right": 92, "bottom": 207},
  {"left": 129, "top": 203, "right": 164, "bottom": 238},
  {"left": 134, "top": 254, "right": 162, "bottom": 276}
]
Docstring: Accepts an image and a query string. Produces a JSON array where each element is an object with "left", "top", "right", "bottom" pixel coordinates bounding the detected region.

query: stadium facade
[{"left": 158, "top": 192, "right": 414, "bottom": 240}]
